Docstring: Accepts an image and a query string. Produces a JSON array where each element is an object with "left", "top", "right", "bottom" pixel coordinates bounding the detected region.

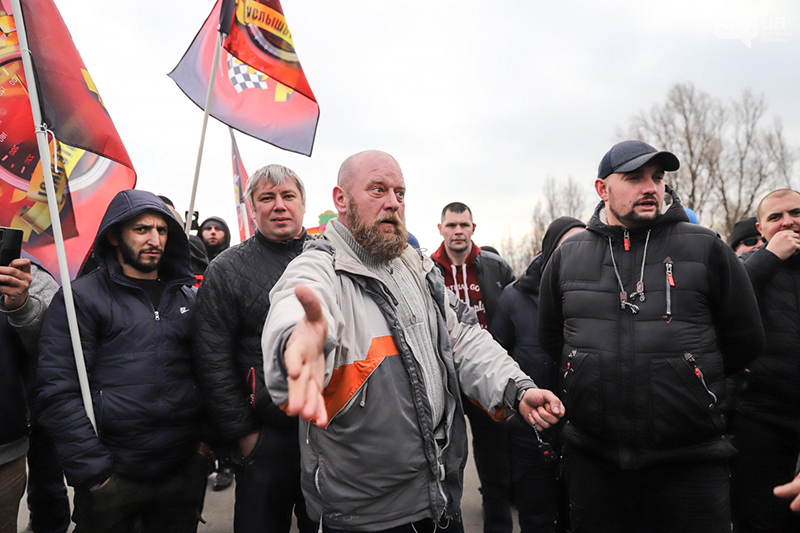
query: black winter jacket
[
  {"left": 539, "top": 189, "right": 765, "bottom": 468},
  {"left": 192, "top": 230, "right": 308, "bottom": 441},
  {"left": 492, "top": 254, "right": 556, "bottom": 391},
  {"left": 36, "top": 190, "right": 201, "bottom": 488},
  {"left": 739, "top": 247, "right": 800, "bottom": 431}
]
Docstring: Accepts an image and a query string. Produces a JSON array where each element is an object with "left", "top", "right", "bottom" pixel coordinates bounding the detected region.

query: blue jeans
[{"left": 563, "top": 444, "right": 730, "bottom": 533}]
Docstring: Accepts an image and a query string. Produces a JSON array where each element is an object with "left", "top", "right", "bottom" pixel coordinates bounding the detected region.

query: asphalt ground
[{"left": 18, "top": 425, "right": 515, "bottom": 532}]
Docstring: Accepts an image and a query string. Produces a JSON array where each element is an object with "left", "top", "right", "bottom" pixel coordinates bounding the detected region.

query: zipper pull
[
  {"left": 684, "top": 352, "right": 702, "bottom": 379},
  {"left": 564, "top": 349, "right": 577, "bottom": 378},
  {"left": 624, "top": 229, "right": 630, "bottom": 251},
  {"left": 154, "top": 310, "right": 160, "bottom": 321},
  {"left": 666, "top": 263, "right": 675, "bottom": 287}
]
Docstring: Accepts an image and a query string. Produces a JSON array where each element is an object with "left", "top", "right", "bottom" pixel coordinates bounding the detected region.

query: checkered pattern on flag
[
  {"left": 169, "top": 0, "right": 318, "bottom": 156},
  {"left": 227, "top": 53, "right": 268, "bottom": 93}
]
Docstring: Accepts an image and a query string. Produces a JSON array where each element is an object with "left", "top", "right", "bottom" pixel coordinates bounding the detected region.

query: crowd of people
[{"left": 1, "top": 140, "right": 800, "bottom": 533}]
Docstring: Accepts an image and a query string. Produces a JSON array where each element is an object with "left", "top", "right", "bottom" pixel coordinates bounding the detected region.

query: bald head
[{"left": 337, "top": 150, "right": 401, "bottom": 192}]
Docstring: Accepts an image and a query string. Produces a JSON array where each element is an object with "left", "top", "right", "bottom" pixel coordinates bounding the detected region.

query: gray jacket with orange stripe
[{"left": 263, "top": 221, "right": 534, "bottom": 530}]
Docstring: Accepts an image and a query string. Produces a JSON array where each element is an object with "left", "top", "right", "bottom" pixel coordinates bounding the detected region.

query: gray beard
[{"left": 346, "top": 200, "right": 408, "bottom": 262}]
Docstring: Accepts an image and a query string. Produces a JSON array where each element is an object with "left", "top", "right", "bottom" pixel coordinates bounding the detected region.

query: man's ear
[
  {"left": 333, "top": 186, "right": 347, "bottom": 215},
  {"left": 437, "top": 223, "right": 443, "bottom": 235},
  {"left": 595, "top": 178, "right": 609, "bottom": 202},
  {"left": 107, "top": 230, "right": 119, "bottom": 247},
  {"left": 756, "top": 221, "right": 764, "bottom": 236}
]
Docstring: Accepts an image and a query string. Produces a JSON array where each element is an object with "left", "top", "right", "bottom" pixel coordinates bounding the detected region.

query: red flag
[
  {"left": 170, "top": 0, "right": 319, "bottom": 156},
  {"left": 0, "top": 0, "right": 136, "bottom": 279},
  {"left": 229, "top": 129, "right": 254, "bottom": 241}
]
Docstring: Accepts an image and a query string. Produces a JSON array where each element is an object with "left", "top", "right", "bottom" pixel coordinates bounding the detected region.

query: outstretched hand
[
  {"left": 519, "top": 388, "right": 564, "bottom": 430},
  {"left": 283, "top": 284, "right": 329, "bottom": 426}
]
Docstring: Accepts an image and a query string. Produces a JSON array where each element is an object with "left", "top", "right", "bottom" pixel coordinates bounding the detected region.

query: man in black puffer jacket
[
  {"left": 732, "top": 188, "right": 800, "bottom": 532},
  {"left": 36, "top": 190, "right": 206, "bottom": 533},
  {"left": 539, "top": 140, "right": 764, "bottom": 533},
  {"left": 192, "top": 164, "right": 314, "bottom": 533}
]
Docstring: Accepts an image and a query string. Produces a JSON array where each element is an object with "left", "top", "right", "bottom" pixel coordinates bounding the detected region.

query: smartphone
[{"left": 0, "top": 227, "right": 23, "bottom": 267}]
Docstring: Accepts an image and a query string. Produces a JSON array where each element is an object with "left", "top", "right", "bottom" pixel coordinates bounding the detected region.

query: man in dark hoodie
[
  {"left": 538, "top": 140, "right": 765, "bottom": 532},
  {"left": 199, "top": 216, "right": 231, "bottom": 262},
  {"left": 431, "top": 202, "right": 516, "bottom": 533},
  {"left": 36, "top": 190, "right": 206, "bottom": 533},
  {"left": 492, "top": 217, "right": 584, "bottom": 533}
]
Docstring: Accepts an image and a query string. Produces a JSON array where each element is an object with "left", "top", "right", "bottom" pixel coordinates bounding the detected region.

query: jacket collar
[{"left": 254, "top": 228, "right": 308, "bottom": 253}]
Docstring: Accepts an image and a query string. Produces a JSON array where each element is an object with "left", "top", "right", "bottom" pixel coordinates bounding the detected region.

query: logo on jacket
[{"left": 180, "top": 307, "right": 189, "bottom": 314}]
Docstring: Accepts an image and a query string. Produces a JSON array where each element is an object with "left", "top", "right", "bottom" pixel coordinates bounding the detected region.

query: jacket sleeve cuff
[{"left": 504, "top": 377, "right": 537, "bottom": 411}]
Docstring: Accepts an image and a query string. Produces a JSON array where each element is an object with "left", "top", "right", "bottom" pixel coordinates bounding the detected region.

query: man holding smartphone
[{"left": 0, "top": 252, "right": 59, "bottom": 532}]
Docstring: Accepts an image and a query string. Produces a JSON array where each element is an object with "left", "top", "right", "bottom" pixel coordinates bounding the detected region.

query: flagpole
[
  {"left": 11, "top": 0, "right": 96, "bottom": 432},
  {"left": 184, "top": 30, "right": 225, "bottom": 236}
]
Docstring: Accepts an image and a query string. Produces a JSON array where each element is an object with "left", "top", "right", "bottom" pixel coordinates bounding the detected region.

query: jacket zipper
[
  {"left": 684, "top": 352, "right": 717, "bottom": 405},
  {"left": 663, "top": 257, "right": 674, "bottom": 323}
]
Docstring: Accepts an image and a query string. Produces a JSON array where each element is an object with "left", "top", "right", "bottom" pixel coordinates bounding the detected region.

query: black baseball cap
[{"left": 598, "top": 140, "right": 680, "bottom": 180}]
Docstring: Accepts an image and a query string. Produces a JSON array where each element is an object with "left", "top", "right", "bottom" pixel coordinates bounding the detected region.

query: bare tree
[
  {"left": 622, "top": 83, "right": 796, "bottom": 239},
  {"left": 498, "top": 176, "right": 589, "bottom": 276}
]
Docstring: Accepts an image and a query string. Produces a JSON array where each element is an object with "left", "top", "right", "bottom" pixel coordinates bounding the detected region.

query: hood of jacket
[
  {"left": 93, "top": 189, "right": 194, "bottom": 284},
  {"left": 541, "top": 216, "right": 586, "bottom": 267},
  {"left": 587, "top": 185, "right": 689, "bottom": 238},
  {"left": 200, "top": 216, "right": 232, "bottom": 259},
  {"left": 515, "top": 253, "right": 543, "bottom": 294}
]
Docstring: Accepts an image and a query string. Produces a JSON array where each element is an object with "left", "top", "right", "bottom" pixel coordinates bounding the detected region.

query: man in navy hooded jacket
[{"left": 36, "top": 190, "right": 206, "bottom": 533}]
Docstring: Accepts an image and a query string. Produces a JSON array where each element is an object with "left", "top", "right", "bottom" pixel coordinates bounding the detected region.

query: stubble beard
[
  {"left": 119, "top": 239, "right": 162, "bottom": 273},
  {"left": 346, "top": 196, "right": 409, "bottom": 262}
]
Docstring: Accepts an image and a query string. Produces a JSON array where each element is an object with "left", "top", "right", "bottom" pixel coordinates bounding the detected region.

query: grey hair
[{"left": 245, "top": 164, "right": 306, "bottom": 208}]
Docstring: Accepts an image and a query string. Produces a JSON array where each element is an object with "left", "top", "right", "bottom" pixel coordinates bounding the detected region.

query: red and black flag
[
  {"left": 229, "top": 128, "right": 254, "bottom": 241},
  {"left": 0, "top": 0, "right": 136, "bottom": 279},
  {"left": 170, "top": 0, "right": 319, "bottom": 156}
]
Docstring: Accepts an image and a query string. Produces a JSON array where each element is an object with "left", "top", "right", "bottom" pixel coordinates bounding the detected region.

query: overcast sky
[{"left": 54, "top": 0, "right": 800, "bottom": 251}]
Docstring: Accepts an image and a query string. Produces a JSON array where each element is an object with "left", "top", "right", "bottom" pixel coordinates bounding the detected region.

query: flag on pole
[
  {"left": 229, "top": 128, "right": 254, "bottom": 241},
  {"left": 169, "top": 0, "right": 319, "bottom": 156},
  {"left": 0, "top": 0, "right": 136, "bottom": 279}
]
